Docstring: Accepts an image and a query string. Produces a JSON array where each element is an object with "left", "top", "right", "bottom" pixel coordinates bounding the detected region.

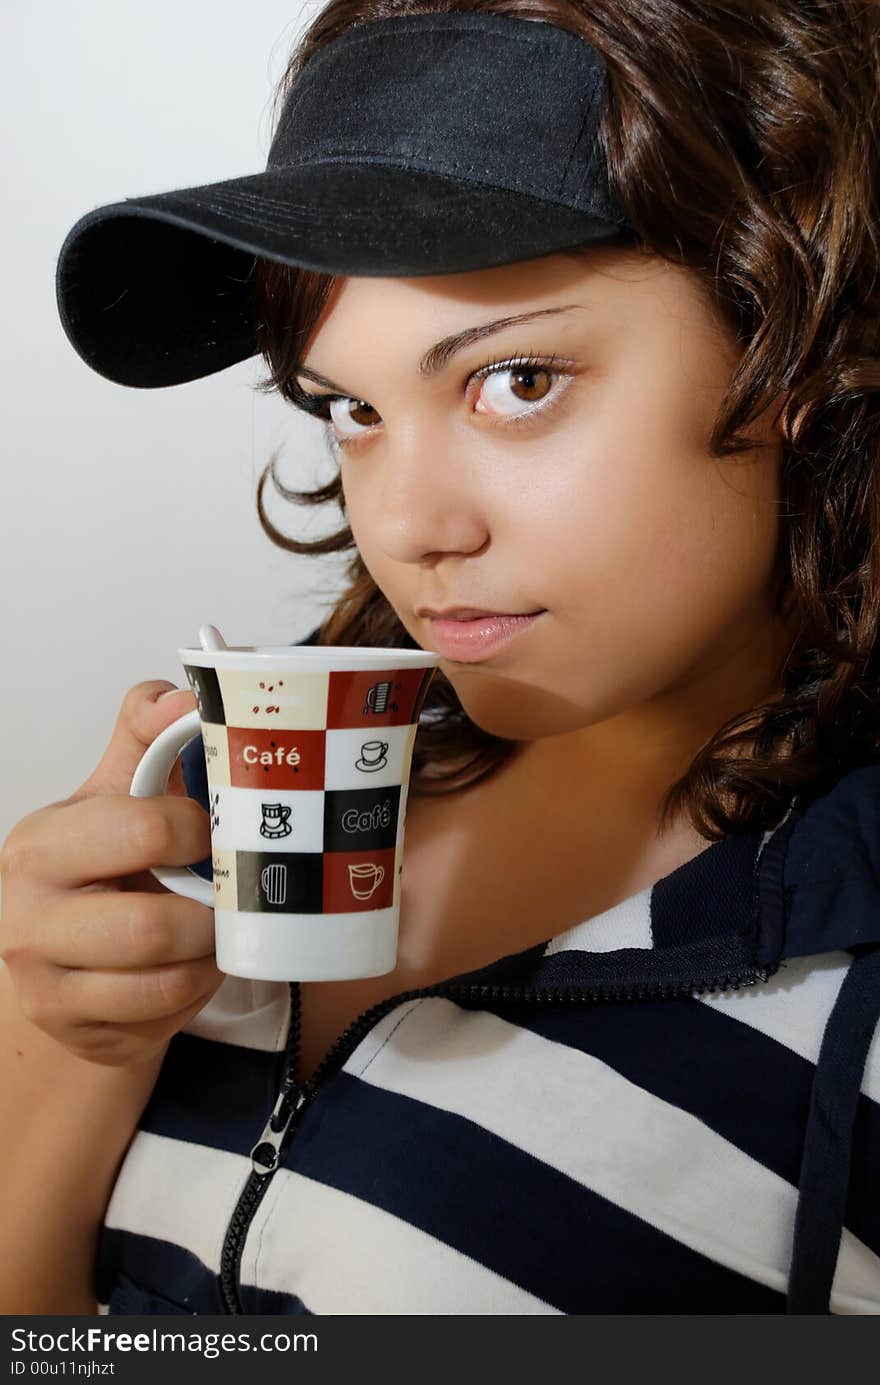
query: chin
[{"left": 446, "top": 668, "right": 591, "bottom": 742}]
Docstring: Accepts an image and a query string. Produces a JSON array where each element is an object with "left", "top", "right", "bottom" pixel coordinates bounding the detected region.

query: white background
[{"left": 0, "top": 2, "right": 350, "bottom": 850}]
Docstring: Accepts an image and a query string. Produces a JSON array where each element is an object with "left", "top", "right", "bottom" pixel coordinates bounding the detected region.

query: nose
[{"left": 369, "top": 421, "right": 489, "bottom": 564}]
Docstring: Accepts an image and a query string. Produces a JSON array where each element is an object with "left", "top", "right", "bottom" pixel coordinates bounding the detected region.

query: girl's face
[{"left": 296, "top": 247, "right": 790, "bottom": 757}]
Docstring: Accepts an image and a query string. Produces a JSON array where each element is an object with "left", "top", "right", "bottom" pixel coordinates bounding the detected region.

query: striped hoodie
[{"left": 95, "top": 631, "right": 880, "bottom": 1316}]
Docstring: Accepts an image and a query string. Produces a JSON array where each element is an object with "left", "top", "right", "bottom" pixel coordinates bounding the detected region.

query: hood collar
[{"left": 442, "top": 755, "right": 880, "bottom": 1000}]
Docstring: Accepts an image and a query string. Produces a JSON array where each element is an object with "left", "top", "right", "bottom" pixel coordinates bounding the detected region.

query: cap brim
[{"left": 55, "top": 164, "right": 627, "bottom": 388}]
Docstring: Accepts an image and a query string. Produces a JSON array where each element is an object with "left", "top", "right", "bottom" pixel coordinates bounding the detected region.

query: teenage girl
[{"left": 1, "top": 0, "right": 879, "bottom": 1314}]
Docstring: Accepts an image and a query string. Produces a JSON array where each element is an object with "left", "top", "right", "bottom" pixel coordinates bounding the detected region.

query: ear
[
  {"left": 767, "top": 390, "right": 790, "bottom": 442},
  {"left": 741, "top": 387, "right": 788, "bottom": 445},
  {"left": 743, "top": 389, "right": 788, "bottom": 447}
]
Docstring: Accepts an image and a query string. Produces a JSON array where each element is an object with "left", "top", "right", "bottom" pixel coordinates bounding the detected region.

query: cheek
[{"left": 520, "top": 408, "right": 782, "bottom": 700}]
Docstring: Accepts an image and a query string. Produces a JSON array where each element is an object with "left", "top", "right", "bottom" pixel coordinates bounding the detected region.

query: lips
[
  {"left": 420, "top": 607, "right": 545, "bottom": 620},
  {"left": 426, "top": 610, "right": 546, "bottom": 662}
]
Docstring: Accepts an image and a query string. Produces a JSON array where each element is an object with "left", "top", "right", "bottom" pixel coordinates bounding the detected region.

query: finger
[
  {"left": 75, "top": 683, "right": 198, "bottom": 801},
  {"left": 33, "top": 889, "right": 217, "bottom": 971},
  {"left": 68, "top": 982, "right": 225, "bottom": 1066},
  {"left": 56, "top": 954, "right": 225, "bottom": 1027},
  {"left": 1, "top": 793, "right": 211, "bottom": 892}
]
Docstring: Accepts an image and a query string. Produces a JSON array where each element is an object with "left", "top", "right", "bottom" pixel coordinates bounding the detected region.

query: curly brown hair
[{"left": 248, "top": 0, "right": 880, "bottom": 839}]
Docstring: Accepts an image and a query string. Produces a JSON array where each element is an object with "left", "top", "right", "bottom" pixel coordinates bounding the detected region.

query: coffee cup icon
[
  {"left": 260, "top": 802, "right": 292, "bottom": 839},
  {"left": 348, "top": 862, "right": 384, "bottom": 900},
  {"left": 355, "top": 739, "right": 389, "bottom": 772}
]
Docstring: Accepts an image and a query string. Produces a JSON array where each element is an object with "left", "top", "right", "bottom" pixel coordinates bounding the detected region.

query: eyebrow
[{"left": 294, "top": 304, "right": 588, "bottom": 392}]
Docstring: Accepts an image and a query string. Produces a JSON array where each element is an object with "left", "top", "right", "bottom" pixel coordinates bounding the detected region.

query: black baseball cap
[{"left": 55, "top": 11, "right": 634, "bottom": 389}]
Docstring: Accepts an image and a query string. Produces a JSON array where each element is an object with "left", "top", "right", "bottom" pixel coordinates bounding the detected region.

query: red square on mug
[{"left": 323, "top": 846, "right": 396, "bottom": 914}]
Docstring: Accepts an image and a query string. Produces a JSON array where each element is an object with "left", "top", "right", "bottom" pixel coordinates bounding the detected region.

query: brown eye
[
  {"left": 329, "top": 397, "right": 381, "bottom": 439},
  {"left": 303, "top": 352, "right": 574, "bottom": 450},
  {"left": 475, "top": 363, "right": 559, "bottom": 417},
  {"left": 512, "top": 367, "right": 554, "bottom": 403}
]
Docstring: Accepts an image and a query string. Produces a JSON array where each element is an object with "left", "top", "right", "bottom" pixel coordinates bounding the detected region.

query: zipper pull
[{"left": 249, "top": 1086, "right": 306, "bottom": 1175}]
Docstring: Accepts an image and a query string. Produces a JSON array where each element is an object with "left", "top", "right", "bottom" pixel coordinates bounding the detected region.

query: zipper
[
  {"left": 218, "top": 976, "right": 307, "bottom": 1314},
  {"left": 217, "top": 953, "right": 774, "bottom": 1313}
]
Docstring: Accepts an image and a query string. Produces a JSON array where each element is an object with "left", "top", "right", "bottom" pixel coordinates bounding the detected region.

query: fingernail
[{"left": 158, "top": 687, "right": 184, "bottom": 700}]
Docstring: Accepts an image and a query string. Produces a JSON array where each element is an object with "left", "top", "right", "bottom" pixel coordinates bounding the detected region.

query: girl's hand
[{"left": 0, "top": 682, "right": 223, "bottom": 1067}]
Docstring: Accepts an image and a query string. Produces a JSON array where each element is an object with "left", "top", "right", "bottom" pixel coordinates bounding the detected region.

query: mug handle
[{"left": 129, "top": 708, "right": 214, "bottom": 907}]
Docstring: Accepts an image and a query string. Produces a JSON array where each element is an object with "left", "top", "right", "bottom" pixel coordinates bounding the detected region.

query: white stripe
[
  {"left": 544, "top": 885, "right": 653, "bottom": 955},
  {"left": 104, "top": 1130, "right": 249, "bottom": 1273},
  {"left": 103, "top": 1064, "right": 559, "bottom": 1313},
  {"left": 101, "top": 958, "right": 880, "bottom": 1313},
  {"left": 181, "top": 974, "right": 290, "bottom": 1051},
  {"left": 697, "top": 951, "right": 880, "bottom": 1104},
  {"left": 343, "top": 997, "right": 880, "bottom": 1312},
  {"left": 246, "top": 1171, "right": 561, "bottom": 1315}
]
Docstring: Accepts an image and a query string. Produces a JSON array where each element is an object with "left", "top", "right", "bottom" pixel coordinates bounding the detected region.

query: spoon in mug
[{"left": 198, "top": 624, "right": 228, "bottom": 652}]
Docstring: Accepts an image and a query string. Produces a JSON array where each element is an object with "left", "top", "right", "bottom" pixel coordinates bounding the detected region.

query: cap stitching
[
  {"left": 195, "top": 179, "right": 479, "bottom": 217},
  {"left": 167, "top": 195, "right": 456, "bottom": 242},
  {"left": 174, "top": 187, "right": 627, "bottom": 238},
  {"left": 188, "top": 185, "right": 622, "bottom": 227},
  {"left": 241, "top": 154, "right": 608, "bottom": 209},
  {"left": 165, "top": 188, "right": 474, "bottom": 226}
]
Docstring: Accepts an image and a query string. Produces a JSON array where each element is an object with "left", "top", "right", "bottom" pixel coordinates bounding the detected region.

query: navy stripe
[
  {"left": 240, "top": 1282, "right": 314, "bottom": 1314},
  {"left": 105, "top": 1270, "right": 194, "bottom": 1316},
  {"left": 652, "top": 831, "right": 763, "bottom": 947},
  {"left": 98, "top": 1228, "right": 224, "bottom": 1314},
  {"left": 481, "top": 990, "right": 880, "bottom": 1258},
  {"left": 279, "top": 1071, "right": 787, "bottom": 1312},
  {"left": 139, "top": 1032, "right": 283, "bottom": 1155}
]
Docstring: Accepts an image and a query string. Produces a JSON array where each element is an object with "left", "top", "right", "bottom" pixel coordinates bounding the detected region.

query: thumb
[{"left": 73, "top": 680, "right": 199, "bottom": 801}]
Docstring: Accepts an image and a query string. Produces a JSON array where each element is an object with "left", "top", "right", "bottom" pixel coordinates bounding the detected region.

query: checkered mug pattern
[{"left": 129, "top": 640, "right": 439, "bottom": 981}]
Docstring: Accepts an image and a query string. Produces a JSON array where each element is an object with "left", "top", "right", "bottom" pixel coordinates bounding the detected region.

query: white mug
[{"left": 129, "top": 639, "right": 439, "bottom": 982}]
